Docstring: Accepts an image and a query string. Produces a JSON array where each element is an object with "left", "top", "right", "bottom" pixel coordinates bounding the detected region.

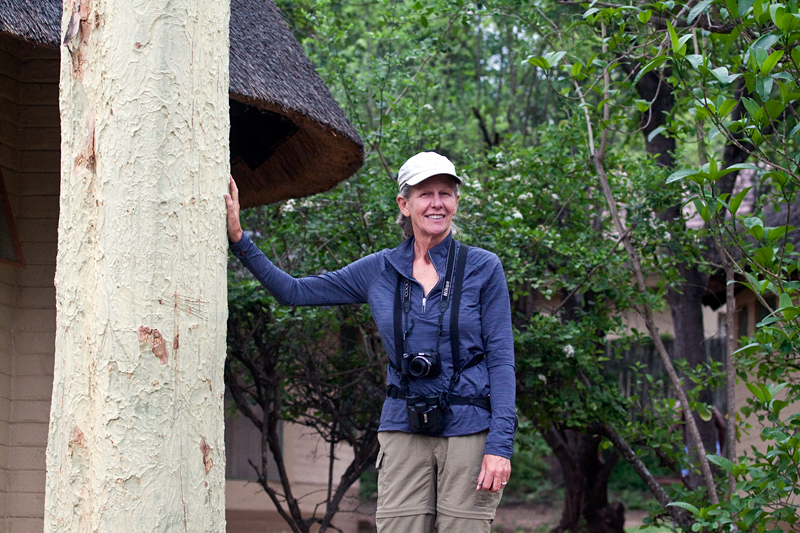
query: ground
[
  {"left": 492, "top": 504, "right": 654, "bottom": 533},
  {"left": 226, "top": 500, "right": 658, "bottom": 533}
]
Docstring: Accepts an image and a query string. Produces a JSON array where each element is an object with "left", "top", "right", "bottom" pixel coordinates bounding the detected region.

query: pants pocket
[
  {"left": 475, "top": 488, "right": 502, "bottom": 510},
  {"left": 376, "top": 448, "right": 386, "bottom": 508}
]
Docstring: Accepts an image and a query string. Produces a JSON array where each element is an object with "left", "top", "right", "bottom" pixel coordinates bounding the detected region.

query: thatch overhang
[{"left": 0, "top": 0, "right": 364, "bottom": 208}]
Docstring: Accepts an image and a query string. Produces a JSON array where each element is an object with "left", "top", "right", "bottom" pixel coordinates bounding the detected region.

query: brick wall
[
  {"left": 0, "top": 35, "right": 60, "bottom": 533},
  {"left": 0, "top": 239, "right": 11, "bottom": 530}
]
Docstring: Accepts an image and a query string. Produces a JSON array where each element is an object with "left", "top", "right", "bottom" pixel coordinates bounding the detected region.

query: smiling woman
[{"left": 226, "top": 151, "right": 516, "bottom": 533}]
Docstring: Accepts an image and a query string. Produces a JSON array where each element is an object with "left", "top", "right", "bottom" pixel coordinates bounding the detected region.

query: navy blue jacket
[{"left": 230, "top": 231, "right": 516, "bottom": 458}]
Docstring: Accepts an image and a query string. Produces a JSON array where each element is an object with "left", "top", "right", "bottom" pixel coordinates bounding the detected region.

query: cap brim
[{"left": 404, "top": 171, "right": 462, "bottom": 188}]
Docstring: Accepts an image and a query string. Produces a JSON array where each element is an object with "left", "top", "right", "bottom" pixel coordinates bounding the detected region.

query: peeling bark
[{"left": 45, "top": 1, "right": 230, "bottom": 530}]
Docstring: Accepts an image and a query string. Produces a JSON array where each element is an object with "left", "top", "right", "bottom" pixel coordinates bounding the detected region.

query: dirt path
[{"left": 493, "top": 504, "right": 652, "bottom": 532}]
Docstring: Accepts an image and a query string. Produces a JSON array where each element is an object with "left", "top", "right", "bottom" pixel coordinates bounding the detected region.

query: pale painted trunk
[{"left": 45, "top": 1, "right": 230, "bottom": 531}]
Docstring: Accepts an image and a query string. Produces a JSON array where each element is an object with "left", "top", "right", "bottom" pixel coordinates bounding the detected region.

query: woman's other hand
[
  {"left": 225, "top": 175, "right": 243, "bottom": 244},
  {"left": 477, "top": 454, "right": 511, "bottom": 493}
]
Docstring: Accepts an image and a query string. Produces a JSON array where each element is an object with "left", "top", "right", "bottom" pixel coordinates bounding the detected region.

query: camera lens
[{"left": 409, "top": 356, "right": 431, "bottom": 377}]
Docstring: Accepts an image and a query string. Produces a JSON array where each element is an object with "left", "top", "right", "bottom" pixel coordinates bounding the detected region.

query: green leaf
[
  {"left": 634, "top": 56, "right": 669, "bottom": 85},
  {"left": 667, "top": 20, "right": 681, "bottom": 54},
  {"left": 668, "top": 502, "right": 701, "bottom": 516},
  {"left": 545, "top": 51, "right": 567, "bottom": 68},
  {"left": 768, "top": 382, "right": 788, "bottom": 397},
  {"left": 688, "top": 0, "right": 715, "bottom": 22},
  {"left": 718, "top": 98, "right": 738, "bottom": 117},
  {"left": 648, "top": 125, "right": 667, "bottom": 142},
  {"left": 764, "top": 100, "right": 783, "bottom": 119},
  {"left": 733, "top": 343, "right": 760, "bottom": 356},
  {"left": 761, "top": 50, "right": 784, "bottom": 75},
  {"left": 772, "top": 399, "right": 789, "bottom": 416},
  {"left": 739, "top": 0, "right": 756, "bottom": 15},
  {"left": 744, "top": 216, "right": 764, "bottom": 240},
  {"left": 788, "top": 122, "right": 800, "bottom": 139},
  {"left": 756, "top": 75, "right": 774, "bottom": 101},
  {"left": 697, "top": 403, "right": 713, "bottom": 421},
  {"left": 720, "top": 163, "right": 761, "bottom": 177},
  {"left": 751, "top": 33, "right": 780, "bottom": 52},
  {"left": 742, "top": 97, "right": 761, "bottom": 118},
  {"left": 667, "top": 169, "right": 699, "bottom": 183},
  {"left": 746, "top": 382, "right": 767, "bottom": 403},
  {"left": 706, "top": 454, "right": 736, "bottom": 473},
  {"left": 730, "top": 186, "right": 752, "bottom": 214},
  {"left": 768, "top": 225, "right": 794, "bottom": 241},
  {"left": 527, "top": 57, "right": 548, "bottom": 70},
  {"left": 686, "top": 54, "right": 705, "bottom": 70},
  {"left": 754, "top": 246, "right": 774, "bottom": 267},
  {"left": 710, "top": 66, "right": 741, "bottom": 85},
  {"left": 678, "top": 34, "right": 693, "bottom": 53},
  {"left": 769, "top": 3, "right": 787, "bottom": 26},
  {"left": 638, "top": 9, "right": 653, "bottom": 22},
  {"left": 779, "top": 292, "right": 793, "bottom": 309}
]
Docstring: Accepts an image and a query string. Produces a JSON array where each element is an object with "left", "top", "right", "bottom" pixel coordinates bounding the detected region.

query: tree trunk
[
  {"left": 666, "top": 266, "right": 718, "bottom": 489},
  {"left": 633, "top": 69, "right": 719, "bottom": 490},
  {"left": 543, "top": 427, "right": 625, "bottom": 533},
  {"left": 45, "top": 1, "right": 230, "bottom": 530}
]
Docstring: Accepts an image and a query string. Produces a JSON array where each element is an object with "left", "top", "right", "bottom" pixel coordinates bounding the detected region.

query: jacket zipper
[{"left": 422, "top": 296, "right": 427, "bottom": 313}]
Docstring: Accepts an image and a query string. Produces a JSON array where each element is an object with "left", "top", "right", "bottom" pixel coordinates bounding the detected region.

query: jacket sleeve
[
  {"left": 480, "top": 255, "right": 517, "bottom": 459},
  {"left": 230, "top": 233, "right": 382, "bottom": 306}
]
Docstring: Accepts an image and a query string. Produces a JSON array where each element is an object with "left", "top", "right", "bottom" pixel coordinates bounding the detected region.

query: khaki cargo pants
[{"left": 375, "top": 430, "right": 502, "bottom": 533}]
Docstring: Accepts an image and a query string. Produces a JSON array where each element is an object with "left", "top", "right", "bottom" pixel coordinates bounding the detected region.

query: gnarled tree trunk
[{"left": 543, "top": 427, "right": 624, "bottom": 533}]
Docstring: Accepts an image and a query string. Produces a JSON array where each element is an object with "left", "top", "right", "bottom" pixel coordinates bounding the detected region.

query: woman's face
[{"left": 397, "top": 174, "right": 459, "bottom": 243}]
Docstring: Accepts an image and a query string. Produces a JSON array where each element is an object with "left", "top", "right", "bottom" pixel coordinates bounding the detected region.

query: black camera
[
  {"left": 400, "top": 351, "right": 441, "bottom": 378},
  {"left": 405, "top": 392, "right": 446, "bottom": 435}
]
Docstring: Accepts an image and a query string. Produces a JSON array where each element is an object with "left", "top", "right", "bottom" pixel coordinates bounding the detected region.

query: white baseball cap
[{"left": 397, "top": 152, "right": 462, "bottom": 191}]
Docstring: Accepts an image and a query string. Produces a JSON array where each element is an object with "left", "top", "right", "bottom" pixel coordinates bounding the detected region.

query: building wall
[{"left": 0, "top": 36, "right": 60, "bottom": 533}]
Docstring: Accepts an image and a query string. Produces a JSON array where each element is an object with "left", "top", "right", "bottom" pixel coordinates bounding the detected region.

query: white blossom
[
  {"left": 512, "top": 209, "right": 523, "bottom": 220},
  {"left": 564, "top": 345, "right": 575, "bottom": 358},
  {"left": 280, "top": 199, "right": 296, "bottom": 213}
]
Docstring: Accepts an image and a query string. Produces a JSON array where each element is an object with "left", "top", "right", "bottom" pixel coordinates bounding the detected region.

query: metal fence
[{"left": 605, "top": 336, "right": 728, "bottom": 414}]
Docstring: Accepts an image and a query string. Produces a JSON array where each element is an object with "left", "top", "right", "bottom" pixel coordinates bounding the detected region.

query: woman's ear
[{"left": 397, "top": 195, "right": 410, "bottom": 217}]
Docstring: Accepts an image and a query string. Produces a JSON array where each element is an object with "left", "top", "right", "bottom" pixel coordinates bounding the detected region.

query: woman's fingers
[
  {"left": 477, "top": 454, "right": 511, "bottom": 493},
  {"left": 226, "top": 175, "right": 243, "bottom": 244}
]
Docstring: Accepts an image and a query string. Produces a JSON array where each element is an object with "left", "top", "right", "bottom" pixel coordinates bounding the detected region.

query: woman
[{"left": 226, "top": 152, "right": 515, "bottom": 533}]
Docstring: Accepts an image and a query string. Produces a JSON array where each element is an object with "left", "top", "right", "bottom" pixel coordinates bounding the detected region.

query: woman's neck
[{"left": 413, "top": 231, "right": 449, "bottom": 262}]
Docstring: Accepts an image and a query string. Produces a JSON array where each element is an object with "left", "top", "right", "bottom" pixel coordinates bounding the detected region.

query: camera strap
[
  {"left": 393, "top": 238, "right": 457, "bottom": 391},
  {"left": 390, "top": 239, "right": 490, "bottom": 411}
]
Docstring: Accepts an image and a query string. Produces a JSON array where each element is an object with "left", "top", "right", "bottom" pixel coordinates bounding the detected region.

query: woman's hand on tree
[{"left": 225, "top": 175, "right": 243, "bottom": 244}]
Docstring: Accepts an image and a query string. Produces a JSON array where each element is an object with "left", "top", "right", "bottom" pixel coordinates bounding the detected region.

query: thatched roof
[{"left": 0, "top": 0, "right": 364, "bottom": 207}]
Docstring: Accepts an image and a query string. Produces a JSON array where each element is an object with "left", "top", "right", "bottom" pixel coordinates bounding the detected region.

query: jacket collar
[{"left": 385, "top": 231, "right": 454, "bottom": 279}]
